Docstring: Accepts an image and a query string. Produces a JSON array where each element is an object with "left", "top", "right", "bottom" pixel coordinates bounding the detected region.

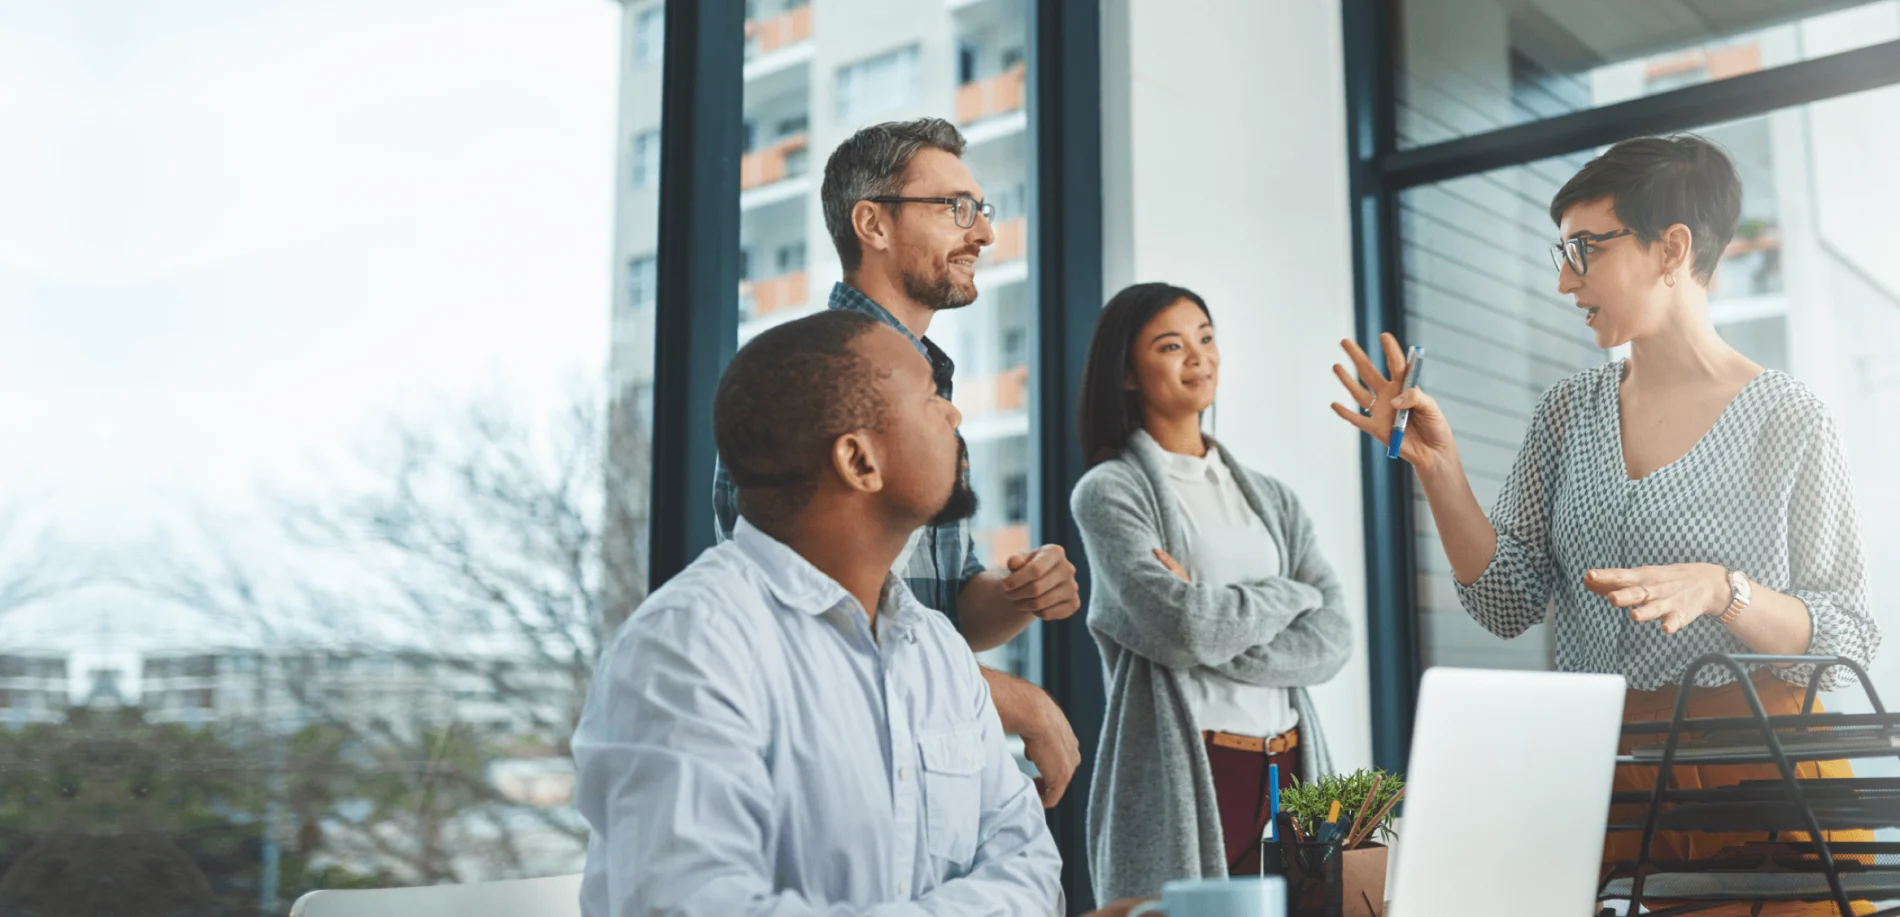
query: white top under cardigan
[
  {"left": 1134, "top": 429, "right": 1298, "bottom": 738},
  {"left": 1074, "top": 431, "right": 1349, "bottom": 903}
]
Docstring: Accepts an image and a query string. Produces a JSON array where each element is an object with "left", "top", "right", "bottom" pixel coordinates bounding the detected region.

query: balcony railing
[
  {"left": 741, "top": 270, "right": 809, "bottom": 319},
  {"left": 975, "top": 524, "right": 1031, "bottom": 567},
  {"left": 956, "top": 365, "right": 1029, "bottom": 417},
  {"left": 1712, "top": 223, "right": 1782, "bottom": 299},
  {"left": 740, "top": 133, "right": 810, "bottom": 191},
  {"left": 981, "top": 217, "right": 1028, "bottom": 266},
  {"left": 745, "top": 5, "right": 813, "bottom": 59},
  {"left": 1645, "top": 42, "right": 1762, "bottom": 83},
  {"left": 955, "top": 63, "right": 1026, "bottom": 125}
]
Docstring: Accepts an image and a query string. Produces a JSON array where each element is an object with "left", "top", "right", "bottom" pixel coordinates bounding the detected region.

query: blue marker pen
[
  {"left": 1266, "top": 764, "right": 1280, "bottom": 843},
  {"left": 1387, "top": 346, "right": 1426, "bottom": 460},
  {"left": 1260, "top": 764, "right": 1284, "bottom": 877}
]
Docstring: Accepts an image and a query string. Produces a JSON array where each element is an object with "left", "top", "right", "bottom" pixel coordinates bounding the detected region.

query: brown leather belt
[{"left": 1203, "top": 727, "right": 1299, "bottom": 756}]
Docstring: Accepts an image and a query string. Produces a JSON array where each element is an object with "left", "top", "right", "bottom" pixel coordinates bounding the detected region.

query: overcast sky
[{"left": 0, "top": 0, "right": 621, "bottom": 649}]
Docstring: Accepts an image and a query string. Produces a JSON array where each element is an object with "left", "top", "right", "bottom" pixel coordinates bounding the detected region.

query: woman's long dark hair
[{"left": 1077, "top": 282, "right": 1211, "bottom": 467}]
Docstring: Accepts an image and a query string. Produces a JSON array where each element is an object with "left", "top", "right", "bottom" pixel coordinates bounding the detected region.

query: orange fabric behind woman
[{"left": 1605, "top": 670, "right": 1874, "bottom": 916}]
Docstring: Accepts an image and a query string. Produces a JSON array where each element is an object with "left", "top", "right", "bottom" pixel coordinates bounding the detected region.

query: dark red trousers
[{"left": 1204, "top": 731, "right": 1301, "bottom": 876}]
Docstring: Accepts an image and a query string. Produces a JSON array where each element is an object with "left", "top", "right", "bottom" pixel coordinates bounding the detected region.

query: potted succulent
[{"left": 1277, "top": 769, "right": 1404, "bottom": 917}]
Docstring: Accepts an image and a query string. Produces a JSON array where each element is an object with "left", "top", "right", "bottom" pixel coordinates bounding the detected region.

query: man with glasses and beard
[
  {"left": 572, "top": 311, "right": 1063, "bottom": 916},
  {"left": 712, "top": 118, "right": 1084, "bottom": 809}
]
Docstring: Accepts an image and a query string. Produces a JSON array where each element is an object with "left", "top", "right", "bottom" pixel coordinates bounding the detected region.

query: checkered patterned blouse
[{"left": 1456, "top": 360, "right": 1879, "bottom": 691}]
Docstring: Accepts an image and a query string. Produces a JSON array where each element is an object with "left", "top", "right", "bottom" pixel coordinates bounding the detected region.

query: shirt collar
[
  {"left": 828, "top": 282, "right": 956, "bottom": 397},
  {"left": 1131, "top": 428, "right": 1231, "bottom": 485},
  {"left": 731, "top": 516, "right": 926, "bottom": 637}
]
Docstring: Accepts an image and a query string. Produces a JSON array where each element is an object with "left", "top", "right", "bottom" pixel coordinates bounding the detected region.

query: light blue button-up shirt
[{"left": 574, "top": 519, "right": 1062, "bottom": 917}]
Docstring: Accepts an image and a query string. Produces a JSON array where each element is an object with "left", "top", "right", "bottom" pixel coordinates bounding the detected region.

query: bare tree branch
[
  {"left": 124, "top": 378, "right": 640, "bottom": 883},
  {"left": 0, "top": 500, "right": 84, "bottom": 620}
]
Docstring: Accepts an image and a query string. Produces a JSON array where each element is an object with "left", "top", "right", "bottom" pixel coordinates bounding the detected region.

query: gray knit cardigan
[{"left": 1071, "top": 432, "right": 1351, "bottom": 903}]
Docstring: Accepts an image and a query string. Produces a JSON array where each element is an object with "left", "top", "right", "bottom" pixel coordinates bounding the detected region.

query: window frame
[
  {"left": 648, "top": 3, "right": 1104, "bottom": 909},
  {"left": 1343, "top": 2, "right": 1900, "bottom": 772}
]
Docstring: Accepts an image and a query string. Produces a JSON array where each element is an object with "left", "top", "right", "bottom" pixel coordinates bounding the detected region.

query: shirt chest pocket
[{"left": 917, "top": 725, "right": 983, "bottom": 868}]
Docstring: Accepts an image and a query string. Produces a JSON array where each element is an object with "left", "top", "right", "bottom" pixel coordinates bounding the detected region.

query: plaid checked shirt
[{"left": 712, "top": 282, "right": 985, "bottom": 628}]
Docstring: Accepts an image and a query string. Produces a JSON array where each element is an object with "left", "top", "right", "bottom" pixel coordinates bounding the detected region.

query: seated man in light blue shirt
[{"left": 573, "top": 310, "right": 1064, "bottom": 916}]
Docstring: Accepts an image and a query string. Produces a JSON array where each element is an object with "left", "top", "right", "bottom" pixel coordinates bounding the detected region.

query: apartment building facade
[{"left": 607, "top": 0, "right": 1041, "bottom": 678}]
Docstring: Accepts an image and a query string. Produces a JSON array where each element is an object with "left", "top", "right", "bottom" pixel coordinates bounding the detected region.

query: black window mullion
[
  {"left": 1030, "top": 0, "right": 1104, "bottom": 910},
  {"left": 1345, "top": 0, "right": 1421, "bottom": 775},
  {"left": 1386, "top": 39, "right": 1900, "bottom": 191},
  {"left": 649, "top": 0, "right": 745, "bottom": 593}
]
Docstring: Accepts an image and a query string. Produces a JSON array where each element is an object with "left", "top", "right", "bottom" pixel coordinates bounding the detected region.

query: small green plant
[{"left": 1280, "top": 767, "right": 1404, "bottom": 846}]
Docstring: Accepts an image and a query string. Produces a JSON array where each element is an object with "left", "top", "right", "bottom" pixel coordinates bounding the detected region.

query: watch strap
[{"left": 1718, "top": 569, "right": 1750, "bottom": 626}]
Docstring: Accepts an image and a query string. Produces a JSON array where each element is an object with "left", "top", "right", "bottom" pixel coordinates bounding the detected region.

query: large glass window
[
  {"left": 1399, "top": 1, "right": 1900, "bottom": 148},
  {"left": 936, "top": 0, "right": 1034, "bottom": 682},
  {"left": 0, "top": 1, "right": 643, "bottom": 910},
  {"left": 1401, "top": 150, "right": 1596, "bottom": 673},
  {"left": 607, "top": 0, "right": 665, "bottom": 649},
  {"left": 1397, "top": 14, "right": 1900, "bottom": 712},
  {"left": 730, "top": 0, "right": 1041, "bottom": 688}
]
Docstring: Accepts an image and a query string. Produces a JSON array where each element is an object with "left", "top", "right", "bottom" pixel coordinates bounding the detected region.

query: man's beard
[
  {"left": 926, "top": 436, "right": 979, "bottom": 527},
  {"left": 902, "top": 262, "right": 977, "bottom": 311}
]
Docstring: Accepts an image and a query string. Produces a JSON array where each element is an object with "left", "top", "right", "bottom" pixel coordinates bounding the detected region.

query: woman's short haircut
[{"left": 1549, "top": 134, "right": 1743, "bottom": 285}]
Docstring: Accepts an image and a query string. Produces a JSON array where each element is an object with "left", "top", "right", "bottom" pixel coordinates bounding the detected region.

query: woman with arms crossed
[{"left": 1075, "top": 283, "right": 1352, "bottom": 903}]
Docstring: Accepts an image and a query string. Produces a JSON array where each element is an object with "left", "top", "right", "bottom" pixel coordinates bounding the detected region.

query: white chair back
[{"left": 288, "top": 873, "right": 582, "bottom": 917}]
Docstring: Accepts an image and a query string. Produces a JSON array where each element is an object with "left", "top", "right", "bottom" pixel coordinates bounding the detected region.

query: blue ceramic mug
[{"left": 1127, "top": 876, "right": 1287, "bottom": 917}]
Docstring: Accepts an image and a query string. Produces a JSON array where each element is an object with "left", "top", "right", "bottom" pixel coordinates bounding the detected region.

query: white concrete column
[{"left": 1101, "top": 0, "right": 1369, "bottom": 770}]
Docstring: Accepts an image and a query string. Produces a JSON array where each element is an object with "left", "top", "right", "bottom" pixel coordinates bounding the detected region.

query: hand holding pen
[{"left": 1330, "top": 333, "right": 1458, "bottom": 473}]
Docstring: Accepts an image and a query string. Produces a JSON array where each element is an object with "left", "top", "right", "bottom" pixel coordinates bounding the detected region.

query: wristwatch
[{"left": 1718, "top": 568, "right": 1752, "bottom": 626}]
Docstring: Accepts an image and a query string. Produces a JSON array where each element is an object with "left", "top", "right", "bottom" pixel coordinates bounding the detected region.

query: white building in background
[
  {"left": 608, "top": 0, "right": 1040, "bottom": 678},
  {"left": 127, "top": 645, "right": 590, "bottom": 884},
  {"left": 136, "top": 647, "right": 573, "bottom": 743},
  {"left": 0, "top": 651, "right": 68, "bottom": 727}
]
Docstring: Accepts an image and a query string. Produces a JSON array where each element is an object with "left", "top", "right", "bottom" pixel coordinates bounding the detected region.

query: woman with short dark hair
[
  {"left": 1332, "top": 134, "right": 1879, "bottom": 914},
  {"left": 1073, "top": 282, "right": 1352, "bottom": 903}
]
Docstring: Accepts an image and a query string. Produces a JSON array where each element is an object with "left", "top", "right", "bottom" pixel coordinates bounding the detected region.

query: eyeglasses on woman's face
[{"left": 1549, "top": 228, "right": 1634, "bottom": 277}]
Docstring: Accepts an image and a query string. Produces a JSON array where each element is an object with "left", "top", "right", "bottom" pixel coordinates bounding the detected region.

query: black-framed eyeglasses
[
  {"left": 1549, "top": 228, "right": 1634, "bottom": 276},
  {"left": 863, "top": 195, "right": 996, "bottom": 230}
]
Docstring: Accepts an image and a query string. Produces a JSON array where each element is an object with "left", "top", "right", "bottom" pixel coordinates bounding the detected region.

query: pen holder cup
[
  {"left": 1266, "top": 836, "right": 1342, "bottom": 917},
  {"left": 1264, "top": 819, "right": 1388, "bottom": 917}
]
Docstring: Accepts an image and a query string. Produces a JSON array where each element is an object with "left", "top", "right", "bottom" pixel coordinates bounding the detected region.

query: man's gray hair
[{"left": 821, "top": 118, "right": 968, "bottom": 274}]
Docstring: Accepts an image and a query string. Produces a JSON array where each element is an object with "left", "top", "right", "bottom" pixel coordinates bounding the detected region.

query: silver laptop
[{"left": 1388, "top": 667, "right": 1626, "bottom": 916}]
